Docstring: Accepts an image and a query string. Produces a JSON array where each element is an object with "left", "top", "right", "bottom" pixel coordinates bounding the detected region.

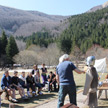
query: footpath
[
  {"left": 36, "top": 91, "right": 86, "bottom": 108},
  {"left": 36, "top": 90, "right": 108, "bottom": 108}
]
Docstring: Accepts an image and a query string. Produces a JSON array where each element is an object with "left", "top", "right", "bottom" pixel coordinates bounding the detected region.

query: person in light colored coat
[{"left": 83, "top": 56, "right": 98, "bottom": 108}]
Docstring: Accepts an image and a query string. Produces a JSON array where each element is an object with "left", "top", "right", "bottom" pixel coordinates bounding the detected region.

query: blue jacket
[{"left": 1, "top": 75, "right": 12, "bottom": 90}]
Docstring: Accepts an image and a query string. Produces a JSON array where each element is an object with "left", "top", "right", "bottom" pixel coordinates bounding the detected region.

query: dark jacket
[
  {"left": 11, "top": 76, "right": 19, "bottom": 85},
  {"left": 1, "top": 75, "right": 12, "bottom": 90},
  {"left": 26, "top": 76, "right": 35, "bottom": 84},
  {"left": 19, "top": 75, "right": 26, "bottom": 86}
]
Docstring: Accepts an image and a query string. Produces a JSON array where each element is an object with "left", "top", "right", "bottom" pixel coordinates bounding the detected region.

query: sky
[{"left": 0, "top": 0, "right": 108, "bottom": 16}]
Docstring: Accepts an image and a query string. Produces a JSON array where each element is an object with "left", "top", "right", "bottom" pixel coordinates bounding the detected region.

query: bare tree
[
  {"left": 16, "top": 40, "right": 26, "bottom": 51},
  {"left": 13, "top": 50, "right": 38, "bottom": 66},
  {"left": 37, "top": 43, "right": 63, "bottom": 65},
  {"left": 70, "top": 46, "right": 83, "bottom": 67}
]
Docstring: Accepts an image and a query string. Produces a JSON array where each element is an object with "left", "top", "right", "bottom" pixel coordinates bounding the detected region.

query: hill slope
[
  {"left": 59, "top": 7, "right": 108, "bottom": 54},
  {"left": 0, "top": 5, "right": 68, "bottom": 37}
]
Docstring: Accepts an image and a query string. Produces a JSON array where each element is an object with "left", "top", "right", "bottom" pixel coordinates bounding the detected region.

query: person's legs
[
  {"left": 27, "top": 84, "right": 30, "bottom": 91},
  {"left": 21, "top": 88, "right": 25, "bottom": 96},
  {"left": 6, "top": 89, "right": 13, "bottom": 99},
  {"left": 17, "top": 87, "right": 23, "bottom": 97},
  {"left": 12, "top": 89, "right": 16, "bottom": 99},
  {"left": 41, "top": 74, "right": 47, "bottom": 85},
  {"left": 53, "top": 81, "right": 56, "bottom": 91},
  {"left": 68, "top": 86, "right": 77, "bottom": 105},
  {"left": 48, "top": 82, "right": 51, "bottom": 92},
  {"left": 44, "top": 75, "right": 47, "bottom": 82},
  {"left": 31, "top": 84, "right": 35, "bottom": 92},
  {"left": 8, "top": 88, "right": 18, "bottom": 102},
  {"left": 35, "top": 83, "right": 42, "bottom": 93},
  {"left": 57, "top": 85, "right": 67, "bottom": 108},
  {"left": 41, "top": 75, "right": 46, "bottom": 85},
  {"left": 27, "top": 84, "right": 32, "bottom": 97}
]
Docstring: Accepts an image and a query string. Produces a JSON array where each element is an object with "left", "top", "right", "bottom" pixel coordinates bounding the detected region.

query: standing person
[
  {"left": 1, "top": 70, "right": 17, "bottom": 102},
  {"left": 41, "top": 64, "right": 47, "bottom": 86},
  {"left": 56, "top": 54, "right": 85, "bottom": 108},
  {"left": 32, "top": 65, "right": 39, "bottom": 75},
  {"left": 83, "top": 56, "right": 98, "bottom": 108},
  {"left": 47, "top": 71, "right": 56, "bottom": 92}
]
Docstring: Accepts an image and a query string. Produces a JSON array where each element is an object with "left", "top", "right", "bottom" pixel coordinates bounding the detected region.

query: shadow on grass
[
  {"left": 15, "top": 93, "right": 57, "bottom": 105},
  {"left": 76, "top": 86, "right": 83, "bottom": 89},
  {"left": 99, "top": 98, "right": 108, "bottom": 101},
  {"left": 1, "top": 103, "right": 24, "bottom": 108},
  {"left": 1, "top": 92, "right": 58, "bottom": 108}
]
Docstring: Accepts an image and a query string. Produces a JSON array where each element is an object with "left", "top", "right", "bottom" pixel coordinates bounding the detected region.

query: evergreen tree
[
  {"left": 58, "top": 34, "right": 72, "bottom": 54},
  {"left": 1, "top": 31, "right": 8, "bottom": 54},
  {"left": 6, "top": 36, "right": 19, "bottom": 64}
]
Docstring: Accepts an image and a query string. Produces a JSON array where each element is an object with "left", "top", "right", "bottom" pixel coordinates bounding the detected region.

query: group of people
[
  {"left": 0, "top": 54, "right": 99, "bottom": 108},
  {"left": 0, "top": 64, "right": 58, "bottom": 103}
]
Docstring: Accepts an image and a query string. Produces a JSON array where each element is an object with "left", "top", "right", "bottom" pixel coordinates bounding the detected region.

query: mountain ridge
[
  {"left": 87, "top": 1, "right": 108, "bottom": 13},
  {"left": 0, "top": 5, "right": 68, "bottom": 37}
]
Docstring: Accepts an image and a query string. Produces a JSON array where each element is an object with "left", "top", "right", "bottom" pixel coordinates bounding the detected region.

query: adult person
[
  {"left": 26, "top": 72, "right": 37, "bottom": 97},
  {"left": 19, "top": 71, "right": 28, "bottom": 98},
  {"left": 56, "top": 54, "right": 85, "bottom": 108},
  {"left": 19, "top": 71, "right": 27, "bottom": 89},
  {"left": 1, "top": 70, "right": 17, "bottom": 102},
  {"left": 47, "top": 71, "right": 56, "bottom": 92},
  {"left": 83, "top": 56, "right": 98, "bottom": 108},
  {"left": 11, "top": 71, "right": 26, "bottom": 99},
  {"left": 33, "top": 71, "right": 43, "bottom": 95},
  {"left": 32, "top": 65, "right": 39, "bottom": 75},
  {"left": 41, "top": 64, "right": 47, "bottom": 86}
]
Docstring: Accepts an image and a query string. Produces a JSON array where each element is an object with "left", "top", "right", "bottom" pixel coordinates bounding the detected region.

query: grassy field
[{"left": 0, "top": 69, "right": 108, "bottom": 108}]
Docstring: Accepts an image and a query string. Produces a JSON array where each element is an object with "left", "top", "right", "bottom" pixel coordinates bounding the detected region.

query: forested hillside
[
  {"left": 58, "top": 7, "right": 108, "bottom": 54},
  {"left": 16, "top": 31, "right": 55, "bottom": 48}
]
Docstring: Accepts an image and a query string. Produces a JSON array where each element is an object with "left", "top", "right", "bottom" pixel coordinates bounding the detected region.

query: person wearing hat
[
  {"left": 83, "top": 56, "right": 98, "bottom": 108},
  {"left": 56, "top": 54, "right": 85, "bottom": 108}
]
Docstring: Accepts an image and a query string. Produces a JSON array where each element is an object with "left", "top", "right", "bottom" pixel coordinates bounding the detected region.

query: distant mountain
[
  {"left": 87, "top": 1, "right": 108, "bottom": 13},
  {"left": 0, "top": 5, "right": 68, "bottom": 37}
]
